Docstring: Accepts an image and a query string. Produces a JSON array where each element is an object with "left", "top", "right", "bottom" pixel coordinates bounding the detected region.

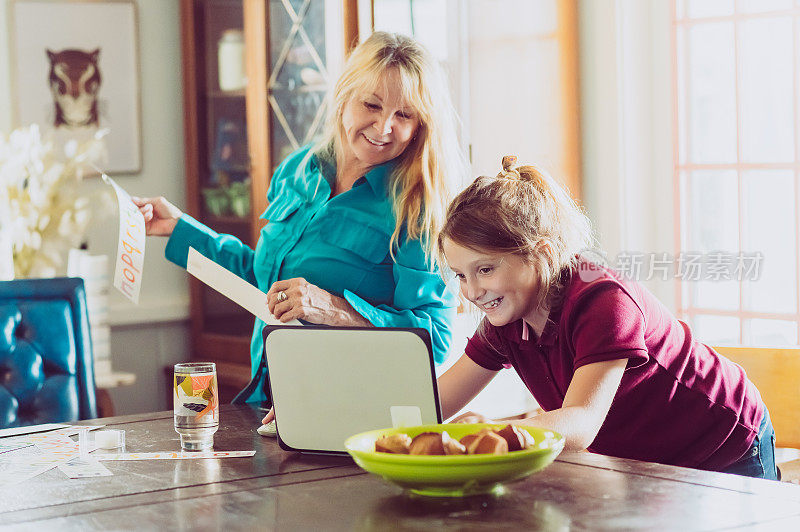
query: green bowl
[{"left": 344, "top": 423, "right": 565, "bottom": 497}]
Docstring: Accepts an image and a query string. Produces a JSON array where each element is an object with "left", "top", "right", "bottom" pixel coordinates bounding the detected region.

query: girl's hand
[
  {"left": 262, "top": 408, "right": 275, "bottom": 424},
  {"left": 266, "top": 277, "right": 371, "bottom": 326},
  {"left": 450, "top": 411, "right": 497, "bottom": 424},
  {"left": 131, "top": 196, "right": 183, "bottom": 236}
]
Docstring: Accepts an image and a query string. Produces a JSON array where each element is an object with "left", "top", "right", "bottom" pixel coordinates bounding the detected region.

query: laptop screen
[{"left": 264, "top": 326, "right": 442, "bottom": 454}]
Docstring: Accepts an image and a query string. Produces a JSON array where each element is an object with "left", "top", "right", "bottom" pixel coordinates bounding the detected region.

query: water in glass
[{"left": 173, "top": 362, "right": 218, "bottom": 451}]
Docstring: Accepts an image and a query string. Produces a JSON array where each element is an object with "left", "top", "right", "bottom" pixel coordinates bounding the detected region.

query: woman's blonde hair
[
  {"left": 309, "top": 31, "right": 464, "bottom": 266},
  {"left": 439, "top": 156, "right": 595, "bottom": 311}
]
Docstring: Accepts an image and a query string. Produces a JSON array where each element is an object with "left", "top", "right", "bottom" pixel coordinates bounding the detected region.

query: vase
[{"left": 218, "top": 29, "right": 246, "bottom": 92}]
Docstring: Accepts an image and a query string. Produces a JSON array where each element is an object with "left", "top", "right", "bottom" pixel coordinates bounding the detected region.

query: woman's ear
[{"left": 412, "top": 123, "right": 425, "bottom": 143}]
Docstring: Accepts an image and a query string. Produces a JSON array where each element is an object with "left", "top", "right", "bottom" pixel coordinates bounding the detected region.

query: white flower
[
  {"left": 0, "top": 124, "right": 109, "bottom": 278},
  {"left": 64, "top": 139, "right": 78, "bottom": 159},
  {"left": 29, "top": 231, "right": 42, "bottom": 251}
]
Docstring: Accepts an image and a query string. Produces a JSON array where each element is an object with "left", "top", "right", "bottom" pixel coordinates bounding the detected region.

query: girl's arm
[
  {"left": 437, "top": 354, "right": 498, "bottom": 420},
  {"left": 516, "top": 358, "right": 627, "bottom": 451}
]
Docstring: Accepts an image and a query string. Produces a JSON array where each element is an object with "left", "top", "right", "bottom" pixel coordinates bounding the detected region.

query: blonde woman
[
  {"left": 437, "top": 156, "right": 776, "bottom": 479},
  {"left": 135, "top": 32, "right": 464, "bottom": 404}
]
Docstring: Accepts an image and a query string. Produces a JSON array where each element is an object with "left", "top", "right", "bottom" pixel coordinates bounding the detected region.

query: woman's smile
[
  {"left": 362, "top": 132, "right": 389, "bottom": 147},
  {"left": 340, "top": 68, "right": 419, "bottom": 171}
]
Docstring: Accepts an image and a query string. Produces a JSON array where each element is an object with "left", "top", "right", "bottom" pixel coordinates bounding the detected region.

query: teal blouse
[{"left": 165, "top": 145, "right": 457, "bottom": 402}]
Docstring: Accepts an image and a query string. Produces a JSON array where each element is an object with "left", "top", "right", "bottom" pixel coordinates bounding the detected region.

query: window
[{"left": 674, "top": 0, "right": 800, "bottom": 345}]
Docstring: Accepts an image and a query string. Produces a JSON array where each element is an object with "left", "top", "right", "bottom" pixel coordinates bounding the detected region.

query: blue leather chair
[{"left": 0, "top": 277, "right": 98, "bottom": 427}]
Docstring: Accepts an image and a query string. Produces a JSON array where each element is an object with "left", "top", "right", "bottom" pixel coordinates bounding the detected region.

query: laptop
[{"left": 264, "top": 326, "right": 442, "bottom": 455}]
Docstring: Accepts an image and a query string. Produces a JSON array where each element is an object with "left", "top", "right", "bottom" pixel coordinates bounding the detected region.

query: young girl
[{"left": 437, "top": 156, "right": 778, "bottom": 480}]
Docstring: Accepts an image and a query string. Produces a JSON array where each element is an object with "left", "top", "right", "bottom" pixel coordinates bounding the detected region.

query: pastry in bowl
[
  {"left": 345, "top": 423, "right": 565, "bottom": 497},
  {"left": 378, "top": 424, "right": 531, "bottom": 456},
  {"left": 374, "top": 433, "right": 412, "bottom": 454},
  {"left": 408, "top": 431, "right": 466, "bottom": 455}
]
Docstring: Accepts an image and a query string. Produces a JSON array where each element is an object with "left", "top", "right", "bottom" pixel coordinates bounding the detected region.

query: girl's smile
[
  {"left": 481, "top": 296, "right": 503, "bottom": 311},
  {"left": 442, "top": 238, "right": 541, "bottom": 328}
]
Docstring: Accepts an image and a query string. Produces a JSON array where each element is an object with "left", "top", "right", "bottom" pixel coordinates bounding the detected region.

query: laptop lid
[{"left": 264, "top": 326, "right": 442, "bottom": 455}]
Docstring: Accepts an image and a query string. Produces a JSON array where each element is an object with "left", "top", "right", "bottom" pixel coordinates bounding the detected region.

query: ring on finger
[{"left": 277, "top": 291, "right": 288, "bottom": 303}]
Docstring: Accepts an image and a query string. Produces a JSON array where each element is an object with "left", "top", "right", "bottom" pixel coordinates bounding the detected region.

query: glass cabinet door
[
  {"left": 202, "top": 1, "right": 251, "bottom": 237},
  {"left": 181, "top": 0, "right": 354, "bottom": 366},
  {"left": 197, "top": 1, "right": 253, "bottom": 338},
  {"left": 268, "top": 0, "right": 343, "bottom": 170}
]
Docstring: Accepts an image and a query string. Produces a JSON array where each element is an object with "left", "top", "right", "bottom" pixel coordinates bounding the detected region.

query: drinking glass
[{"left": 173, "top": 362, "right": 219, "bottom": 451}]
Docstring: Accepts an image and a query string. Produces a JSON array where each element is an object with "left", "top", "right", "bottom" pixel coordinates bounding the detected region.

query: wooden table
[{"left": 3, "top": 404, "right": 800, "bottom": 530}]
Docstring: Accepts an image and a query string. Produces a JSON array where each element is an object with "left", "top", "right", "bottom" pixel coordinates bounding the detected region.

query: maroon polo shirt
[{"left": 465, "top": 264, "right": 763, "bottom": 471}]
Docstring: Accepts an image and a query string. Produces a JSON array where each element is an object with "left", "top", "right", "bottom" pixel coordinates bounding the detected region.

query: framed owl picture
[{"left": 9, "top": 0, "right": 141, "bottom": 174}]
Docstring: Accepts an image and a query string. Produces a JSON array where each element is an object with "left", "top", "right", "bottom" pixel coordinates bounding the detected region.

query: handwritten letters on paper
[{"left": 102, "top": 174, "right": 145, "bottom": 303}]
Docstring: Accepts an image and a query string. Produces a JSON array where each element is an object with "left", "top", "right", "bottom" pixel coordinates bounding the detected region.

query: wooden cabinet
[{"left": 179, "top": 0, "right": 358, "bottom": 399}]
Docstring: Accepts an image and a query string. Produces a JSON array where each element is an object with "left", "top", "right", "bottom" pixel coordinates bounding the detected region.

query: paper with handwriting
[{"left": 102, "top": 173, "right": 146, "bottom": 304}]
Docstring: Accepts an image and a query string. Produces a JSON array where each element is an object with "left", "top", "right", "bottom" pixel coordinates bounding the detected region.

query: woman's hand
[
  {"left": 131, "top": 196, "right": 183, "bottom": 236},
  {"left": 262, "top": 408, "right": 274, "bottom": 424},
  {"left": 450, "top": 411, "right": 497, "bottom": 424},
  {"left": 266, "top": 277, "right": 371, "bottom": 326}
]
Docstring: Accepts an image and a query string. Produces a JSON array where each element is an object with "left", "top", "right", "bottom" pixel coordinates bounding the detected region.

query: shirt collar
[
  {"left": 515, "top": 305, "right": 561, "bottom": 347},
  {"left": 314, "top": 154, "right": 337, "bottom": 189},
  {"left": 361, "top": 161, "right": 394, "bottom": 196},
  {"left": 311, "top": 151, "right": 395, "bottom": 195},
  {"left": 538, "top": 313, "right": 559, "bottom": 346}
]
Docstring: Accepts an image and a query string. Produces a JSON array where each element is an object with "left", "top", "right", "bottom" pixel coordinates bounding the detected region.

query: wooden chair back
[{"left": 713, "top": 346, "right": 800, "bottom": 449}]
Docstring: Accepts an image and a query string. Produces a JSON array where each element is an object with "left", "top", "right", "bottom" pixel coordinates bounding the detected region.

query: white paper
[
  {"left": 186, "top": 247, "right": 301, "bottom": 326},
  {"left": 0, "top": 427, "right": 108, "bottom": 485},
  {"left": 102, "top": 174, "right": 146, "bottom": 304},
  {"left": 58, "top": 456, "right": 113, "bottom": 478},
  {"left": 0, "top": 435, "right": 81, "bottom": 486},
  {"left": 94, "top": 450, "right": 256, "bottom": 460},
  {"left": 0, "top": 440, "right": 32, "bottom": 454},
  {"left": 0, "top": 456, "right": 67, "bottom": 486},
  {"left": 0, "top": 423, "right": 69, "bottom": 438}
]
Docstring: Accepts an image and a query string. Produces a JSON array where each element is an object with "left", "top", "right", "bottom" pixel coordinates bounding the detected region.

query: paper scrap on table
[
  {"left": 0, "top": 427, "right": 108, "bottom": 485},
  {"left": 0, "top": 423, "right": 69, "bottom": 439},
  {"left": 102, "top": 174, "right": 146, "bottom": 304},
  {"left": 33, "top": 434, "right": 77, "bottom": 453},
  {"left": 187, "top": 247, "right": 301, "bottom": 326},
  {"left": 47, "top": 425, "right": 106, "bottom": 437},
  {"left": 0, "top": 424, "right": 100, "bottom": 454},
  {"left": 0, "top": 457, "right": 69, "bottom": 486},
  {"left": 0, "top": 439, "right": 33, "bottom": 454},
  {"left": 94, "top": 450, "right": 256, "bottom": 461},
  {"left": 0, "top": 439, "right": 80, "bottom": 486},
  {"left": 58, "top": 457, "right": 113, "bottom": 478}
]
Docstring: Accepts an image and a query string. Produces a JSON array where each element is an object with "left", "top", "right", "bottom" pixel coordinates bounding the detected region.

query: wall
[
  {"left": 1, "top": 0, "right": 191, "bottom": 414},
  {"left": 579, "top": 0, "right": 676, "bottom": 309},
  {"left": 467, "top": 0, "right": 568, "bottom": 181}
]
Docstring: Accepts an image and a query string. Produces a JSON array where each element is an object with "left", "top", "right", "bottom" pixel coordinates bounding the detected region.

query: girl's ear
[{"left": 532, "top": 241, "right": 553, "bottom": 260}]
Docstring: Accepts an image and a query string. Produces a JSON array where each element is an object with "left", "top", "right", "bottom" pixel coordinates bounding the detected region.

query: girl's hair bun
[
  {"left": 498, "top": 155, "right": 520, "bottom": 180},
  {"left": 517, "top": 166, "right": 540, "bottom": 182},
  {"left": 499, "top": 155, "right": 540, "bottom": 183}
]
